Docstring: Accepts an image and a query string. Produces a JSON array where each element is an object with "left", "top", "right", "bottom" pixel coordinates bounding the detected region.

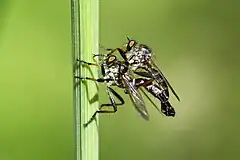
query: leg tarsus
[
  {"left": 83, "top": 106, "right": 118, "bottom": 127},
  {"left": 84, "top": 87, "right": 124, "bottom": 127},
  {"left": 76, "top": 59, "right": 99, "bottom": 66},
  {"left": 75, "top": 76, "right": 109, "bottom": 83}
]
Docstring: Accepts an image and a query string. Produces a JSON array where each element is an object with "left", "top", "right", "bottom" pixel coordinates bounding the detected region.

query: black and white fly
[
  {"left": 75, "top": 54, "right": 148, "bottom": 126},
  {"left": 105, "top": 37, "right": 180, "bottom": 117},
  {"left": 75, "top": 51, "right": 177, "bottom": 126}
]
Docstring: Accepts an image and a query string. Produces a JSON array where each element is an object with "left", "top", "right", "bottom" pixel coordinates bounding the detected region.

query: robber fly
[
  {"left": 75, "top": 53, "right": 176, "bottom": 126},
  {"left": 98, "top": 52, "right": 176, "bottom": 117},
  {"left": 75, "top": 54, "right": 149, "bottom": 126},
  {"left": 105, "top": 37, "right": 180, "bottom": 116}
]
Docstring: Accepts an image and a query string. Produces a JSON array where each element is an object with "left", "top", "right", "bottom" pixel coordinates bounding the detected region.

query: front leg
[
  {"left": 105, "top": 47, "right": 128, "bottom": 61},
  {"left": 84, "top": 87, "right": 125, "bottom": 126},
  {"left": 74, "top": 76, "right": 113, "bottom": 83},
  {"left": 76, "top": 59, "right": 100, "bottom": 67}
]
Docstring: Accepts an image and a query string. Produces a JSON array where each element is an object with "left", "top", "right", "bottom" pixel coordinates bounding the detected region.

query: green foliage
[{"left": 72, "top": 0, "right": 99, "bottom": 160}]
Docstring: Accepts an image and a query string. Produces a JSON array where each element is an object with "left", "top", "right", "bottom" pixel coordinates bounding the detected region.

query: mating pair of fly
[{"left": 75, "top": 37, "right": 180, "bottom": 126}]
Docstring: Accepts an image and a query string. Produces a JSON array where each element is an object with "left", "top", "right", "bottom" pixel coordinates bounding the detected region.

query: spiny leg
[
  {"left": 76, "top": 59, "right": 100, "bottom": 67},
  {"left": 105, "top": 47, "right": 128, "bottom": 61},
  {"left": 84, "top": 87, "right": 124, "bottom": 126},
  {"left": 75, "top": 76, "right": 113, "bottom": 83},
  {"left": 76, "top": 76, "right": 118, "bottom": 126},
  {"left": 93, "top": 53, "right": 106, "bottom": 58},
  {"left": 97, "top": 45, "right": 128, "bottom": 61}
]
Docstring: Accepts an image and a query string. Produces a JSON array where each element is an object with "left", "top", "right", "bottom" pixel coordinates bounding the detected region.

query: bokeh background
[{"left": 0, "top": 0, "right": 239, "bottom": 160}]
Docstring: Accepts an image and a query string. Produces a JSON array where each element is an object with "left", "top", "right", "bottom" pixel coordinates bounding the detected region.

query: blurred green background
[{"left": 0, "top": 0, "right": 239, "bottom": 160}]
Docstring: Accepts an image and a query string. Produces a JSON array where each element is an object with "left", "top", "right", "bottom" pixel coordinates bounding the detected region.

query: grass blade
[{"left": 71, "top": 0, "right": 99, "bottom": 159}]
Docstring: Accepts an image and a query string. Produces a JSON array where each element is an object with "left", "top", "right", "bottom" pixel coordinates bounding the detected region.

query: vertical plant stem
[{"left": 71, "top": 0, "right": 99, "bottom": 160}]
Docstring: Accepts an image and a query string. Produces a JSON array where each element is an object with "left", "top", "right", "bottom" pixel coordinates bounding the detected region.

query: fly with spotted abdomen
[
  {"left": 75, "top": 54, "right": 149, "bottom": 126},
  {"left": 105, "top": 37, "right": 180, "bottom": 117}
]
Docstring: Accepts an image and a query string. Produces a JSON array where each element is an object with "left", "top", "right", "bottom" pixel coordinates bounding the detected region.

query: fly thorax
[
  {"left": 120, "top": 64, "right": 128, "bottom": 74},
  {"left": 125, "top": 51, "right": 135, "bottom": 64},
  {"left": 131, "top": 65, "right": 138, "bottom": 71},
  {"left": 141, "top": 48, "right": 151, "bottom": 61},
  {"left": 109, "top": 65, "right": 119, "bottom": 75},
  {"left": 104, "top": 68, "right": 116, "bottom": 81},
  {"left": 135, "top": 49, "right": 148, "bottom": 64},
  {"left": 102, "top": 73, "right": 115, "bottom": 86},
  {"left": 106, "top": 80, "right": 114, "bottom": 86},
  {"left": 126, "top": 47, "right": 141, "bottom": 63},
  {"left": 129, "top": 62, "right": 145, "bottom": 71}
]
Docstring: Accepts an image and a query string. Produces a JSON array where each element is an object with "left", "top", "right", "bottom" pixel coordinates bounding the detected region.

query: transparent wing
[
  {"left": 149, "top": 59, "right": 180, "bottom": 101},
  {"left": 139, "top": 87, "right": 162, "bottom": 114},
  {"left": 122, "top": 75, "right": 149, "bottom": 120}
]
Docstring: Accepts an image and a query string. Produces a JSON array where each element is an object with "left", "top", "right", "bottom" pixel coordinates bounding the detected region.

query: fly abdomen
[
  {"left": 145, "top": 84, "right": 169, "bottom": 103},
  {"left": 145, "top": 84, "right": 175, "bottom": 117},
  {"left": 161, "top": 101, "right": 175, "bottom": 117},
  {"left": 150, "top": 68, "right": 164, "bottom": 83}
]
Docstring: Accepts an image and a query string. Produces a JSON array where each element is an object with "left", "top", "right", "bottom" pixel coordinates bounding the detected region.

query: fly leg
[
  {"left": 84, "top": 87, "right": 124, "bottom": 126},
  {"left": 75, "top": 76, "right": 119, "bottom": 126},
  {"left": 74, "top": 76, "right": 112, "bottom": 83},
  {"left": 74, "top": 59, "right": 104, "bottom": 82},
  {"left": 99, "top": 44, "right": 124, "bottom": 55},
  {"left": 104, "top": 47, "right": 128, "bottom": 61},
  {"left": 76, "top": 59, "right": 100, "bottom": 66}
]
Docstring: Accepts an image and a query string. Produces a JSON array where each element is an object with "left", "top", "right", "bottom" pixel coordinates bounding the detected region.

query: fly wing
[
  {"left": 139, "top": 87, "right": 162, "bottom": 114},
  {"left": 122, "top": 75, "right": 149, "bottom": 120},
  {"left": 149, "top": 59, "right": 180, "bottom": 101}
]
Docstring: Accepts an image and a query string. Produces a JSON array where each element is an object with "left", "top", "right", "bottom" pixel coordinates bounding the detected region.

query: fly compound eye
[
  {"left": 129, "top": 40, "right": 136, "bottom": 47},
  {"left": 108, "top": 55, "right": 116, "bottom": 63},
  {"left": 127, "top": 40, "right": 137, "bottom": 51}
]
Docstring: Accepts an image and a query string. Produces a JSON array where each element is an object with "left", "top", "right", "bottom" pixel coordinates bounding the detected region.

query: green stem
[{"left": 71, "top": 0, "right": 99, "bottom": 160}]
